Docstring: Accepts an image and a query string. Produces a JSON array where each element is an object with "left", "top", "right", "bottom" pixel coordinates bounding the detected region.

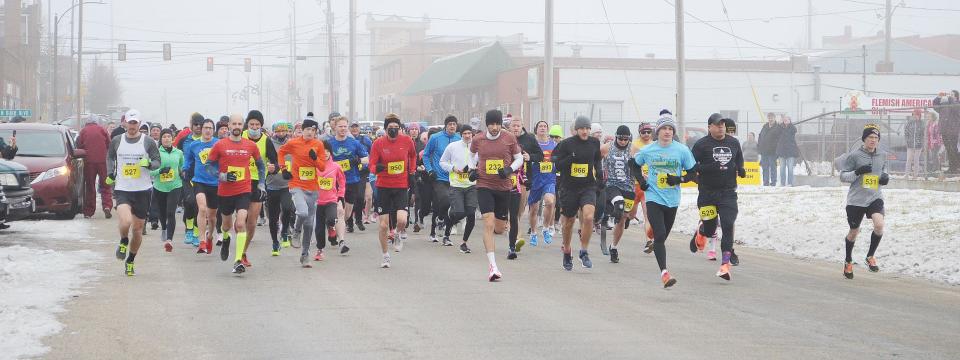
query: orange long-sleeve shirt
[{"left": 277, "top": 137, "right": 326, "bottom": 191}]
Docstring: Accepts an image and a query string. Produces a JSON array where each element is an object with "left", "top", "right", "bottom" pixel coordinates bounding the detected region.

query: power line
[
  {"left": 661, "top": 0, "right": 800, "bottom": 56},
  {"left": 365, "top": 8, "right": 884, "bottom": 26}
]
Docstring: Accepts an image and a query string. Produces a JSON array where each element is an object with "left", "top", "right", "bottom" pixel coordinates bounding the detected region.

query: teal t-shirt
[{"left": 633, "top": 141, "right": 696, "bottom": 208}]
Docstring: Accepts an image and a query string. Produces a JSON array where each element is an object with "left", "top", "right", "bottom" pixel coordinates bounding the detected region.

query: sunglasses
[
  {"left": 616, "top": 136, "right": 631, "bottom": 141},
  {"left": 640, "top": 130, "right": 652, "bottom": 134}
]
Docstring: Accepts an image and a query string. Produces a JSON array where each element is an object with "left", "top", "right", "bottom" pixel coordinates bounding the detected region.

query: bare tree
[{"left": 86, "top": 63, "right": 122, "bottom": 114}]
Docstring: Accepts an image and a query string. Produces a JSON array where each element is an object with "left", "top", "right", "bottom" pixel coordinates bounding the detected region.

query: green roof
[{"left": 403, "top": 42, "right": 514, "bottom": 96}]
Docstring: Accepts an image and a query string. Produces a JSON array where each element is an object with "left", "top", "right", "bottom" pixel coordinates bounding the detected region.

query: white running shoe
[
  {"left": 381, "top": 255, "right": 391, "bottom": 268},
  {"left": 488, "top": 265, "right": 502, "bottom": 282}
]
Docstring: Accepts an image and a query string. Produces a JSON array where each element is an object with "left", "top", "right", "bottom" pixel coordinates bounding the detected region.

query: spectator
[
  {"left": 76, "top": 116, "right": 113, "bottom": 218},
  {"left": 776, "top": 115, "right": 800, "bottom": 186},
  {"left": 904, "top": 109, "right": 925, "bottom": 178},
  {"left": 758, "top": 112, "right": 782, "bottom": 186},
  {"left": 934, "top": 93, "right": 960, "bottom": 174},
  {"left": 149, "top": 124, "right": 162, "bottom": 142},
  {"left": 0, "top": 131, "right": 17, "bottom": 160},
  {"left": 110, "top": 118, "right": 126, "bottom": 139},
  {"left": 742, "top": 131, "right": 759, "bottom": 162},
  {"left": 927, "top": 110, "right": 943, "bottom": 176}
]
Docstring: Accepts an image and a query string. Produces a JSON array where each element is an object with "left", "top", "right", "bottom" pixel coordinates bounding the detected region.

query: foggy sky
[{"left": 45, "top": 0, "right": 960, "bottom": 125}]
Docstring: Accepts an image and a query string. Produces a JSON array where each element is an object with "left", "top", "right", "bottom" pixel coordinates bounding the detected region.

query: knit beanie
[
  {"left": 573, "top": 116, "right": 591, "bottom": 130},
  {"left": 862, "top": 124, "right": 880, "bottom": 141}
]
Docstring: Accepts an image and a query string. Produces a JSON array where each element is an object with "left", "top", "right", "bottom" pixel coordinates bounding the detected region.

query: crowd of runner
[{"left": 104, "top": 107, "right": 891, "bottom": 287}]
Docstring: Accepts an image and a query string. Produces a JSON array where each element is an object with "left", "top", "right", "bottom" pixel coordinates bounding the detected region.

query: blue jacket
[{"left": 422, "top": 131, "right": 461, "bottom": 183}]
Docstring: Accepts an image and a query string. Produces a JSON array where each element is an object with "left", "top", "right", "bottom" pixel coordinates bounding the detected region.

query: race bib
[
  {"left": 657, "top": 172, "right": 669, "bottom": 189},
  {"left": 318, "top": 177, "right": 333, "bottom": 190},
  {"left": 511, "top": 174, "right": 518, "bottom": 186},
  {"left": 641, "top": 164, "right": 649, "bottom": 177},
  {"left": 862, "top": 175, "right": 879, "bottom": 190},
  {"left": 122, "top": 163, "right": 140, "bottom": 179},
  {"left": 298, "top": 167, "right": 316, "bottom": 181},
  {"left": 337, "top": 159, "right": 351, "bottom": 171},
  {"left": 485, "top": 159, "right": 504, "bottom": 174},
  {"left": 624, "top": 199, "right": 635, "bottom": 212},
  {"left": 571, "top": 163, "right": 589, "bottom": 178},
  {"left": 699, "top": 205, "right": 718, "bottom": 220},
  {"left": 228, "top": 166, "right": 246, "bottom": 181},
  {"left": 199, "top": 148, "right": 211, "bottom": 164},
  {"left": 454, "top": 172, "right": 470, "bottom": 182},
  {"left": 387, "top": 161, "right": 405, "bottom": 175},
  {"left": 539, "top": 161, "right": 553, "bottom": 173},
  {"left": 285, "top": 160, "right": 292, "bottom": 171},
  {"left": 159, "top": 169, "right": 175, "bottom": 182}
]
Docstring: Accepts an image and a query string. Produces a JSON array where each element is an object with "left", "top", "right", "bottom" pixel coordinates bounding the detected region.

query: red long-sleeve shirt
[{"left": 369, "top": 134, "right": 416, "bottom": 189}]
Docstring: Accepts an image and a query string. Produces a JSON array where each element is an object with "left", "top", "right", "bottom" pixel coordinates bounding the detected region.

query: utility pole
[
  {"left": 326, "top": 0, "right": 337, "bottom": 115},
  {"left": 675, "top": 0, "right": 685, "bottom": 132},
  {"left": 53, "top": 14, "right": 59, "bottom": 123},
  {"left": 349, "top": 0, "right": 357, "bottom": 120},
  {"left": 807, "top": 0, "right": 813, "bottom": 50},
  {"left": 543, "top": 0, "right": 554, "bottom": 127},
  {"left": 862, "top": 44, "right": 867, "bottom": 93},
  {"left": 76, "top": 1, "right": 84, "bottom": 121},
  {"left": 881, "top": 0, "right": 893, "bottom": 72}
]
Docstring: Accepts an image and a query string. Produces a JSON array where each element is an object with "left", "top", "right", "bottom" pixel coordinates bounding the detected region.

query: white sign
[{"left": 841, "top": 91, "right": 933, "bottom": 115}]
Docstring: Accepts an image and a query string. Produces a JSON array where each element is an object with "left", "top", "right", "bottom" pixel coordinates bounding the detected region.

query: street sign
[{"left": 0, "top": 109, "right": 32, "bottom": 117}]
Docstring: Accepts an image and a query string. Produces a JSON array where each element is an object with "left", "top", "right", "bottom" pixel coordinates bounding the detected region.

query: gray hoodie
[{"left": 839, "top": 146, "right": 887, "bottom": 207}]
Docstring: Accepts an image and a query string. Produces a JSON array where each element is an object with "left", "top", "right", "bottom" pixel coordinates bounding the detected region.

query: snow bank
[
  {"left": 0, "top": 219, "right": 101, "bottom": 360},
  {"left": 671, "top": 186, "right": 960, "bottom": 285}
]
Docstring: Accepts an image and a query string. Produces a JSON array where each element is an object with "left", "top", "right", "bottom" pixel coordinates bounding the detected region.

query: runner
[
  {"left": 632, "top": 115, "right": 697, "bottom": 288},
  {"left": 548, "top": 124, "right": 564, "bottom": 239},
  {"left": 601, "top": 125, "right": 637, "bottom": 263},
  {"left": 630, "top": 121, "right": 656, "bottom": 252},
  {"left": 174, "top": 113, "right": 205, "bottom": 246},
  {"left": 278, "top": 117, "right": 327, "bottom": 269},
  {"left": 327, "top": 116, "right": 369, "bottom": 241},
  {"left": 265, "top": 121, "right": 296, "bottom": 255},
  {"left": 368, "top": 113, "right": 417, "bottom": 268},
  {"left": 551, "top": 116, "right": 602, "bottom": 271},
  {"left": 150, "top": 129, "right": 184, "bottom": 252},
  {"left": 439, "top": 124, "right": 479, "bottom": 254},
  {"left": 505, "top": 117, "right": 543, "bottom": 254},
  {"left": 526, "top": 120, "right": 557, "bottom": 247},
  {"left": 240, "top": 110, "right": 278, "bottom": 261},
  {"left": 182, "top": 119, "right": 220, "bottom": 255},
  {"left": 688, "top": 114, "right": 746, "bottom": 281},
  {"left": 207, "top": 114, "right": 265, "bottom": 274},
  {"left": 470, "top": 109, "right": 523, "bottom": 280},
  {"left": 839, "top": 124, "right": 889, "bottom": 279},
  {"left": 422, "top": 116, "right": 460, "bottom": 245},
  {"left": 307, "top": 141, "right": 348, "bottom": 267},
  {"left": 349, "top": 123, "right": 373, "bottom": 231},
  {"left": 106, "top": 109, "right": 161, "bottom": 276}
]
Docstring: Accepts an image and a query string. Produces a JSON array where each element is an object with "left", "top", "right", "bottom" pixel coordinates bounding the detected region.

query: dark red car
[{"left": 0, "top": 123, "right": 87, "bottom": 219}]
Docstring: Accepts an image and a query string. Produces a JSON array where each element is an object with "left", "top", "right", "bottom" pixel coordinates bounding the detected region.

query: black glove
[
  {"left": 461, "top": 165, "right": 470, "bottom": 173},
  {"left": 522, "top": 178, "right": 532, "bottom": 190},
  {"left": 497, "top": 167, "right": 510, "bottom": 179},
  {"left": 639, "top": 180, "right": 650, "bottom": 191},
  {"left": 854, "top": 165, "right": 872, "bottom": 176},
  {"left": 408, "top": 174, "right": 416, "bottom": 190},
  {"left": 158, "top": 166, "right": 171, "bottom": 175},
  {"left": 375, "top": 163, "right": 386, "bottom": 173},
  {"left": 879, "top": 173, "right": 890, "bottom": 186},
  {"left": 308, "top": 149, "right": 318, "bottom": 161},
  {"left": 427, "top": 171, "right": 437, "bottom": 181},
  {"left": 468, "top": 169, "right": 479, "bottom": 182},
  {"left": 223, "top": 172, "right": 238, "bottom": 182},
  {"left": 665, "top": 174, "right": 682, "bottom": 186},
  {"left": 281, "top": 169, "right": 293, "bottom": 180},
  {"left": 737, "top": 167, "right": 746, "bottom": 178},
  {"left": 350, "top": 157, "right": 360, "bottom": 169}
]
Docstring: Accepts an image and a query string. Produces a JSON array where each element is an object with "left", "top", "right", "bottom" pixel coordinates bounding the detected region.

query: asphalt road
[{"left": 37, "top": 214, "right": 960, "bottom": 360}]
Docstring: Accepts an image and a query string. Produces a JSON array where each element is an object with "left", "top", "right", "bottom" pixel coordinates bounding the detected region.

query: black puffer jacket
[{"left": 758, "top": 122, "right": 781, "bottom": 155}]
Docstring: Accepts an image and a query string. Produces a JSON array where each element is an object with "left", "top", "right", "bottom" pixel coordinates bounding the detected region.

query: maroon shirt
[
  {"left": 470, "top": 131, "right": 520, "bottom": 192},
  {"left": 77, "top": 123, "right": 110, "bottom": 164}
]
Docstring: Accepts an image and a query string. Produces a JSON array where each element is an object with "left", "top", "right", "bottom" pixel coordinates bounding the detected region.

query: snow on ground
[
  {"left": 670, "top": 186, "right": 960, "bottom": 285},
  {"left": 0, "top": 220, "right": 102, "bottom": 360}
]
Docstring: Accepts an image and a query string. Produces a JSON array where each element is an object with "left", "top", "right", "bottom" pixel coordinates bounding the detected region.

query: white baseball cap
[{"left": 125, "top": 109, "right": 142, "bottom": 123}]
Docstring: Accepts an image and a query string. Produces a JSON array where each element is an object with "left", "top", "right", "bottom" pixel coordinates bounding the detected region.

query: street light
[{"left": 51, "top": 1, "right": 104, "bottom": 124}]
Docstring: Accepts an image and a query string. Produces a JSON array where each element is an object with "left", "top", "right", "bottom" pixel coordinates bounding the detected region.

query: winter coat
[
  {"left": 904, "top": 119, "right": 924, "bottom": 149},
  {"left": 776, "top": 124, "right": 800, "bottom": 158},
  {"left": 757, "top": 123, "right": 781, "bottom": 155},
  {"left": 76, "top": 122, "right": 111, "bottom": 163},
  {"left": 742, "top": 138, "right": 759, "bottom": 162},
  {"left": 927, "top": 120, "right": 943, "bottom": 150},
  {"left": 934, "top": 97, "right": 960, "bottom": 138}
]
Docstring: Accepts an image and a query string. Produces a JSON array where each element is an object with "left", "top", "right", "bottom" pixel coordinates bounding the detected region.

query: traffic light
[
  {"left": 207, "top": 57, "right": 214, "bottom": 71},
  {"left": 244, "top": 58, "right": 252, "bottom": 72},
  {"left": 118, "top": 43, "right": 126, "bottom": 61},
  {"left": 163, "top": 43, "right": 171, "bottom": 61}
]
